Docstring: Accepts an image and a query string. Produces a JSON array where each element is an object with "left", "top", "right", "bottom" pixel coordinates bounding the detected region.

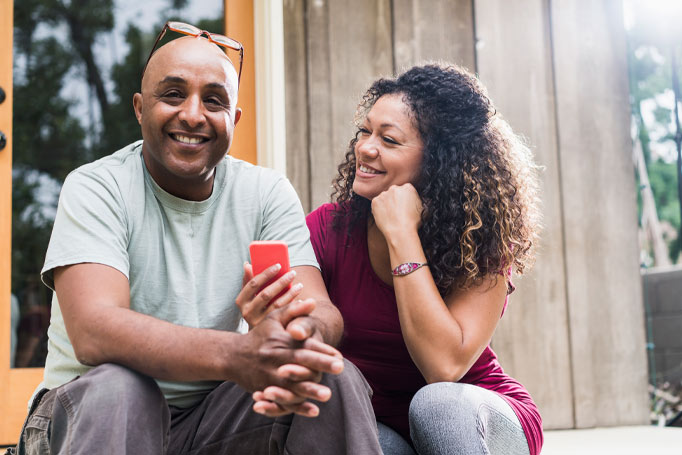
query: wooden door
[
  {"left": 0, "top": 0, "right": 256, "bottom": 445},
  {"left": 1, "top": 0, "right": 42, "bottom": 445}
]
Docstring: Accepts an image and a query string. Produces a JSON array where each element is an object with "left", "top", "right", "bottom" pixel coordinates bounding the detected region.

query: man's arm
[{"left": 54, "top": 262, "right": 343, "bottom": 393}]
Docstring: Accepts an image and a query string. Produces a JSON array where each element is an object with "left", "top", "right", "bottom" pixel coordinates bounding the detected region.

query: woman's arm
[{"left": 371, "top": 184, "right": 507, "bottom": 383}]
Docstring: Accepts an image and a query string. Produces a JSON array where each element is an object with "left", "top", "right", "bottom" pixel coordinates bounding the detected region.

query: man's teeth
[
  {"left": 359, "top": 164, "right": 380, "bottom": 174},
  {"left": 173, "top": 134, "right": 203, "bottom": 144}
]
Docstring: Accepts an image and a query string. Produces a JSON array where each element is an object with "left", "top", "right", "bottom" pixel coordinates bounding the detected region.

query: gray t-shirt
[{"left": 39, "top": 140, "right": 318, "bottom": 407}]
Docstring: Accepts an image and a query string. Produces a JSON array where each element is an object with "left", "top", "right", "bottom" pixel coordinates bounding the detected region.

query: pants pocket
[{"left": 22, "top": 414, "right": 50, "bottom": 455}]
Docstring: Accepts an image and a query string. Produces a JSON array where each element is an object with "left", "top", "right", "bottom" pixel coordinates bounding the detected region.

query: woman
[{"left": 248, "top": 63, "right": 543, "bottom": 455}]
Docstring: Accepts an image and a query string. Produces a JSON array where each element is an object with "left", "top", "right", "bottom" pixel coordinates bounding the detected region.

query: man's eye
[
  {"left": 160, "top": 91, "right": 184, "bottom": 101},
  {"left": 205, "top": 97, "right": 227, "bottom": 107}
]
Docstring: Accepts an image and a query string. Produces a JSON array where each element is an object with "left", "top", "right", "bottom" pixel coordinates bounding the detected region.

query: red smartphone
[{"left": 249, "top": 241, "right": 292, "bottom": 303}]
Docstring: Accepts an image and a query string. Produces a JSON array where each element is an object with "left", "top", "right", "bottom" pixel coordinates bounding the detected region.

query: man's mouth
[{"left": 170, "top": 133, "right": 207, "bottom": 145}]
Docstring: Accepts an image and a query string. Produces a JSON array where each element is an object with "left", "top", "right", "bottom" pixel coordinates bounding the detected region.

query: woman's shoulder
[
  {"left": 307, "top": 202, "right": 356, "bottom": 252},
  {"left": 307, "top": 202, "right": 350, "bottom": 227},
  {"left": 308, "top": 202, "right": 337, "bottom": 216}
]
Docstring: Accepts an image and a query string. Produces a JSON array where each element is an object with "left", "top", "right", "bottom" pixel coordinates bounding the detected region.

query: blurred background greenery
[{"left": 626, "top": 0, "right": 682, "bottom": 266}]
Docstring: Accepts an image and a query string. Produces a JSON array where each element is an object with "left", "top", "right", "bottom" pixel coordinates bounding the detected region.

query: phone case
[{"left": 249, "top": 241, "right": 292, "bottom": 302}]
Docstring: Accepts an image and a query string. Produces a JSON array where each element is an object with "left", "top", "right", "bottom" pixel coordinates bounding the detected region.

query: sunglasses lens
[
  {"left": 211, "top": 34, "right": 242, "bottom": 51},
  {"left": 168, "top": 21, "right": 200, "bottom": 35}
]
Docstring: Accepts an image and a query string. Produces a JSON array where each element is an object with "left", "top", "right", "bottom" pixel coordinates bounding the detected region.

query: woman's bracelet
[{"left": 391, "top": 262, "right": 428, "bottom": 276}]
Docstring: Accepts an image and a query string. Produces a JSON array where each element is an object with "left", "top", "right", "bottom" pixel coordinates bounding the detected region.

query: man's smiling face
[{"left": 133, "top": 36, "right": 241, "bottom": 201}]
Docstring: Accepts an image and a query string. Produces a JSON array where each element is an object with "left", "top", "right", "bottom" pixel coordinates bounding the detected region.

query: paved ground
[{"left": 542, "top": 426, "right": 682, "bottom": 454}]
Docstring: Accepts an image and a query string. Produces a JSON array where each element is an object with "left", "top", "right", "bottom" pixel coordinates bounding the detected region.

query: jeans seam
[
  {"left": 478, "top": 402, "right": 523, "bottom": 430},
  {"left": 476, "top": 403, "right": 491, "bottom": 455},
  {"left": 477, "top": 402, "right": 528, "bottom": 455},
  {"left": 57, "top": 388, "right": 76, "bottom": 455}
]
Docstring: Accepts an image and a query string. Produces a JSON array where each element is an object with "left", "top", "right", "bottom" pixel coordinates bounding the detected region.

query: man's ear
[
  {"left": 234, "top": 108, "right": 242, "bottom": 126},
  {"left": 133, "top": 93, "right": 143, "bottom": 125}
]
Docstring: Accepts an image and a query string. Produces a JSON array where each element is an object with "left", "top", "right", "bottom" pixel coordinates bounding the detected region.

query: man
[{"left": 13, "top": 28, "right": 381, "bottom": 454}]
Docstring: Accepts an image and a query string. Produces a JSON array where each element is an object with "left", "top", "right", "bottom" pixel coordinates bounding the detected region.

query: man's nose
[{"left": 178, "top": 95, "right": 206, "bottom": 128}]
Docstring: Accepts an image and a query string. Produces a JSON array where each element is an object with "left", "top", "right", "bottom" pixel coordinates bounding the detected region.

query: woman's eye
[
  {"left": 383, "top": 136, "right": 398, "bottom": 145},
  {"left": 358, "top": 127, "right": 370, "bottom": 135}
]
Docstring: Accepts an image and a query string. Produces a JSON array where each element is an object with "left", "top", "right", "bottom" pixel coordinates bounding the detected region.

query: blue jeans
[{"left": 379, "top": 382, "right": 531, "bottom": 455}]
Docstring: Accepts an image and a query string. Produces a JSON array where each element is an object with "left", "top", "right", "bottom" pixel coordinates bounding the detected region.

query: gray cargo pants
[{"left": 12, "top": 361, "right": 382, "bottom": 454}]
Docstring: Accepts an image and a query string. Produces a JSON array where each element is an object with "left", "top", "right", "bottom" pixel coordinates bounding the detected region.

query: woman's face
[{"left": 352, "top": 94, "right": 424, "bottom": 200}]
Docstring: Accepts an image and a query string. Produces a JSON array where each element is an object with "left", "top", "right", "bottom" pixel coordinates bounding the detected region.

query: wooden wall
[{"left": 283, "top": 0, "right": 648, "bottom": 429}]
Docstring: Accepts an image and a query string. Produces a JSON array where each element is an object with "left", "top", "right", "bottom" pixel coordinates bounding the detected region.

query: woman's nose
[{"left": 356, "top": 137, "right": 379, "bottom": 158}]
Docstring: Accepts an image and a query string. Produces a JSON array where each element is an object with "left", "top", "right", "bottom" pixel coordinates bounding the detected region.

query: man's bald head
[{"left": 141, "top": 36, "right": 239, "bottom": 100}]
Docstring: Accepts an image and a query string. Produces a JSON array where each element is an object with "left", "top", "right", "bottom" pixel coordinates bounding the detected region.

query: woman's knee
[
  {"left": 410, "top": 382, "right": 480, "bottom": 425},
  {"left": 409, "top": 383, "right": 527, "bottom": 455},
  {"left": 409, "top": 383, "right": 489, "bottom": 451}
]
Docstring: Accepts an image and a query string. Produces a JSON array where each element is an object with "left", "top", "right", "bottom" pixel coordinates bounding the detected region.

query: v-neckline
[{"left": 363, "top": 221, "right": 395, "bottom": 290}]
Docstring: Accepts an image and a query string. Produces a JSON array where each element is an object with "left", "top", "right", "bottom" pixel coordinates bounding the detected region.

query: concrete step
[{"left": 542, "top": 426, "right": 682, "bottom": 455}]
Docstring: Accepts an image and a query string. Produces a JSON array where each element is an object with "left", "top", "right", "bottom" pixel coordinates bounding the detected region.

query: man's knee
[
  {"left": 323, "top": 359, "right": 372, "bottom": 398},
  {"left": 63, "top": 363, "right": 164, "bottom": 410}
]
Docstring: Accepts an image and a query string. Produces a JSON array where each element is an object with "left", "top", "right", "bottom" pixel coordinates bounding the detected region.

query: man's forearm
[
  {"left": 55, "top": 263, "right": 240, "bottom": 382},
  {"left": 309, "top": 299, "right": 344, "bottom": 347},
  {"left": 67, "top": 299, "right": 344, "bottom": 399},
  {"left": 71, "top": 305, "right": 241, "bottom": 382},
  {"left": 288, "top": 266, "right": 343, "bottom": 346}
]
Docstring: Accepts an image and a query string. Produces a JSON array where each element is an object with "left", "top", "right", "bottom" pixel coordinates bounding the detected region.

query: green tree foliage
[
  {"left": 627, "top": 0, "right": 682, "bottom": 263},
  {"left": 97, "top": 23, "right": 147, "bottom": 156},
  {"left": 11, "top": 0, "right": 223, "bottom": 313},
  {"left": 13, "top": 37, "right": 87, "bottom": 180}
]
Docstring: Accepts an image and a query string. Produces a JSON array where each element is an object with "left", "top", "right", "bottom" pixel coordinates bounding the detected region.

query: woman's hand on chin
[{"left": 371, "top": 183, "right": 423, "bottom": 239}]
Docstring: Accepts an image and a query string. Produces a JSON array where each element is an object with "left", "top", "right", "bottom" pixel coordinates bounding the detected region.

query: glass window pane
[{"left": 11, "top": 0, "right": 224, "bottom": 368}]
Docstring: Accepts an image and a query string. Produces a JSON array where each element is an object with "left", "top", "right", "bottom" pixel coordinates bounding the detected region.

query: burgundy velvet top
[{"left": 306, "top": 203, "right": 543, "bottom": 455}]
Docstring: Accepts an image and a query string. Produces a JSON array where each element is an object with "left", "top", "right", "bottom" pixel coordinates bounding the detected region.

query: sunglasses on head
[{"left": 142, "top": 21, "right": 244, "bottom": 86}]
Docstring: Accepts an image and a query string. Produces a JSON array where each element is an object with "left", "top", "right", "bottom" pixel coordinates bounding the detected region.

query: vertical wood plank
[
  {"left": 392, "top": 0, "right": 475, "bottom": 72},
  {"left": 474, "top": 0, "right": 574, "bottom": 430},
  {"left": 306, "top": 0, "right": 393, "bottom": 209},
  {"left": 283, "top": 0, "right": 311, "bottom": 211},
  {"left": 305, "top": 0, "right": 334, "bottom": 209},
  {"left": 551, "top": 0, "right": 648, "bottom": 427}
]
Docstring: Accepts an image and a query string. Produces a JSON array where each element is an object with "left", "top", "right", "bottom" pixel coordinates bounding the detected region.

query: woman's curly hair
[{"left": 331, "top": 63, "right": 541, "bottom": 295}]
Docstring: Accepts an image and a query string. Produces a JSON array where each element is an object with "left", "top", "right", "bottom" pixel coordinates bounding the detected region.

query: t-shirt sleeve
[
  {"left": 259, "top": 175, "right": 319, "bottom": 269},
  {"left": 41, "top": 169, "right": 129, "bottom": 290}
]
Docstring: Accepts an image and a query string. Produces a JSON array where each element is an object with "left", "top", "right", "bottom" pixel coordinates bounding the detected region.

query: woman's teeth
[{"left": 359, "top": 164, "right": 381, "bottom": 174}]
